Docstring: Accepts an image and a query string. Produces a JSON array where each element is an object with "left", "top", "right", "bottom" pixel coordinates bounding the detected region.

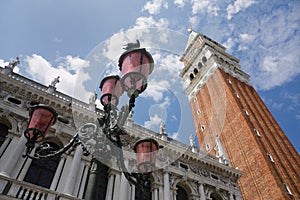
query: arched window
[
  {"left": 23, "top": 142, "right": 60, "bottom": 188},
  {"left": 135, "top": 175, "right": 153, "bottom": 200},
  {"left": 198, "top": 62, "right": 203, "bottom": 69},
  {"left": 194, "top": 68, "right": 199, "bottom": 74},
  {"left": 211, "top": 192, "right": 223, "bottom": 200},
  {"left": 0, "top": 123, "right": 9, "bottom": 147},
  {"left": 190, "top": 73, "right": 195, "bottom": 80},
  {"left": 176, "top": 185, "right": 188, "bottom": 200},
  {"left": 135, "top": 185, "right": 152, "bottom": 200}
]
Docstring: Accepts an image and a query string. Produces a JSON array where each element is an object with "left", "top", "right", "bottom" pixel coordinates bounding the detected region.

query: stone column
[
  {"left": 78, "top": 163, "right": 89, "bottom": 198},
  {"left": 229, "top": 192, "right": 234, "bottom": 200},
  {"left": 158, "top": 184, "right": 163, "bottom": 200},
  {"left": 172, "top": 188, "right": 177, "bottom": 200},
  {"left": 152, "top": 188, "right": 158, "bottom": 200},
  {"left": 0, "top": 135, "right": 27, "bottom": 177},
  {"left": 16, "top": 156, "right": 32, "bottom": 180},
  {"left": 50, "top": 156, "right": 66, "bottom": 190},
  {"left": 119, "top": 172, "right": 129, "bottom": 200},
  {"left": 105, "top": 171, "right": 115, "bottom": 200},
  {"left": 112, "top": 173, "right": 121, "bottom": 200},
  {"left": 85, "top": 159, "right": 100, "bottom": 200},
  {"left": 63, "top": 146, "right": 83, "bottom": 195},
  {"left": 0, "top": 136, "right": 11, "bottom": 155},
  {"left": 163, "top": 171, "right": 170, "bottom": 200},
  {"left": 130, "top": 185, "right": 135, "bottom": 200},
  {"left": 199, "top": 183, "right": 205, "bottom": 200}
]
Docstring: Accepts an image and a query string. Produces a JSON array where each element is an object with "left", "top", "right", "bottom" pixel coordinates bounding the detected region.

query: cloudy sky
[{"left": 0, "top": 0, "right": 299, "bottom": 152}]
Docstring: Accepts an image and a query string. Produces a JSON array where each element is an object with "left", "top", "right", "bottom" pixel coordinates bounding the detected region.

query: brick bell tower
[{"left": 180, "top": 29, "right": 300, "bottom": 200}]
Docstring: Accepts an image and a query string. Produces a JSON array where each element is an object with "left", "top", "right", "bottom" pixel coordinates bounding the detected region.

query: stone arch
[
  {"left": 206, "top": 188, "right": 225, "bottom": 200},
  {"left": 43, "top": 135, "right": 64, "bottom": 148},
  {"left": 210, "top": 192, "right": 223, "bottom": 200},
  {"left": 0, "top": 117, "right": 12, "bottom": 147},
  {"left": 175, "top": 182, "right": 193, "bottom": 200},
  {"left": 0, "top": 117, "right": 12, "bottom": 130}
]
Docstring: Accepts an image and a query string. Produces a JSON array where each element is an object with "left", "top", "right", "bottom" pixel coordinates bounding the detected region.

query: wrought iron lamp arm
[{"left": 24, "top": 134, "right": 89, "bottom": 160}]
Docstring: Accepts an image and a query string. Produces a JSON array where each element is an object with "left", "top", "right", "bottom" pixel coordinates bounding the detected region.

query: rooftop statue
[
  {"left": 123, "top": 39, "right": 140, "bottom": 50},
  {"left": 7, "top": 57, "right": 20, "bottom": 69}
]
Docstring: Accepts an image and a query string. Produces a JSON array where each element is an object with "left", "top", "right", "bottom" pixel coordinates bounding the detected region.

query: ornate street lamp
[
  {"left": 24, "top": 105, "right": 58, "bottom": 154},
  {"left": 134, "top": 138, "right": 159, "bottom": 173},
  {"left": 99, "top": 75, "right": 123, "bottom": 108},
  {"left": 23, "top": 42, "right": 158, "bottom": 199}
]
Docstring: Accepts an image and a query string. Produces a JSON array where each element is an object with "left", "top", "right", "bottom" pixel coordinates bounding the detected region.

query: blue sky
[{"left": 0, "top": 0, "right": 299, "bottom": 152}]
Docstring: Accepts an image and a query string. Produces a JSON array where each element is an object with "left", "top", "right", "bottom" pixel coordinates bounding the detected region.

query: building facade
[
  {"left": 0, "top": 62, "right": 242, "bottom": 199},
  {"left": 180, "top": 29, "right": 300, "bottom": 200}
]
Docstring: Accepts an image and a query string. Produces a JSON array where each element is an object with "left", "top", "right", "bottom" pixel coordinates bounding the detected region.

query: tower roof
[{"left": 185, "top": 27, "right": 199, "bottom": 51}]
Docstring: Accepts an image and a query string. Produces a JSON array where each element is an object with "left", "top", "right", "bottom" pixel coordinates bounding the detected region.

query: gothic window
[
  {"left": 206, "top": 143, "right": 210, "bottom": 151},
  {"left": 243, "top": 109, "right": 249, "bottom": 116},
  {"left": 0, "top": 123, "right": 9, "bottom": 147},
  {"left": 267, "top": 153, "right": 275, "bottom": 163},
  {"left": 23, "top": 142, "right": 60, "bottom": 188},
  {"left": 284, "top": 183, "right": 293, "bottom": 195},
  {"left": 234, "top": 92, "right": 240, "bottom": 98},
  {"left": 176, "top": 185, "right": 188, "bottom": 200},
  {"left": 254, "top": 129, "right": 261, "bottom": 137},
  {"left": 194, "top": 68, "right": 199, "bottom": 74},
  {"left": 201, "top": 125, "right": 205, "bottom": 132},
  {"left": 190, "top": 73, "right": 195, "bottom": 80},
  {"left": 198, "top": 62, "right": 203, "bottom": 69},
  {"left": 202, "top": 56, "right": 207, "bottom": 63}
]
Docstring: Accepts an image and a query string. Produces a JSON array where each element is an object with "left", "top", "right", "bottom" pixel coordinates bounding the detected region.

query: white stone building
[{"left": 0, "top": 61, "right": 242, "bottom": 199}]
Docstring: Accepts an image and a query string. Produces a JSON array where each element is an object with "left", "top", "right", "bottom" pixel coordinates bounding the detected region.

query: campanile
[{"left": 180, "top": 29, "right": 300, "bottom": 200}]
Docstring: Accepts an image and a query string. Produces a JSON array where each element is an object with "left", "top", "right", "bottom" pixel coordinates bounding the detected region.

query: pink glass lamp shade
[
  {"left": 24, "top": 105, "right": 57, "bottom": 143},
  {"left": 134, "top": 138, "right": 159, "bottom": 173},
  {"left": 100, "top": 75, "right": 124, "bottom": 107},
  {"left": 118, "top": 48, "right": 154, "bottom": 97}
]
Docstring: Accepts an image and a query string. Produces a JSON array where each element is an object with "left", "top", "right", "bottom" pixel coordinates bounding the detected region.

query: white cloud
[
  {"left": 134, "top": 16, "right": 169, "bottom": 29},
  {"left": 253, "top": 53, "right": 300, "bottom": 90},
  {"left": 223, "top": 37, "right": 236, "bottom": 52},
  {"left": 0, "top": 59, "right": 8, "bottom": 68},
  {"left": 245, "top": 4, "right": 300, "bottom": 90},
  {"left": 141, "top": 79, "right": 170, "bottom": 102},
  {"left": 239, "top": 33, "right": 255, "bottom": 43},
  {"left": 227, "top": 0, "right": 257, "bottom": 20},
  {"left": 153, "top": 53, "right": 182, "bottom": 83},
  {"left": 142, "top": 0, "right": 168, "bottom": 15},
  {"left": 173, "top": 0, "right": 186, "bottom": 8},
  {"left": 191, "top": 0, "right": 220, "bottom": 16},
  {"left": 189, "top": 16, "right": 199, "bottom": 28},
  {"left": 160, "top": 96, "right": 171, "bottom": 110},
  {"left": 144, "top": 114, "right": 163, "bottom": 130},
  {"left": 24, "top": 54, "right": 91, "bottom": 102},
  {"left": 223, "top": 34, "right": 256, "bottom": 52}
]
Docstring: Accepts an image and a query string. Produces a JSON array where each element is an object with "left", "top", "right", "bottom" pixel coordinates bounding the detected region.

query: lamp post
[{"left": 23, "top": 44, "right": 158, "bottom": 200}]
